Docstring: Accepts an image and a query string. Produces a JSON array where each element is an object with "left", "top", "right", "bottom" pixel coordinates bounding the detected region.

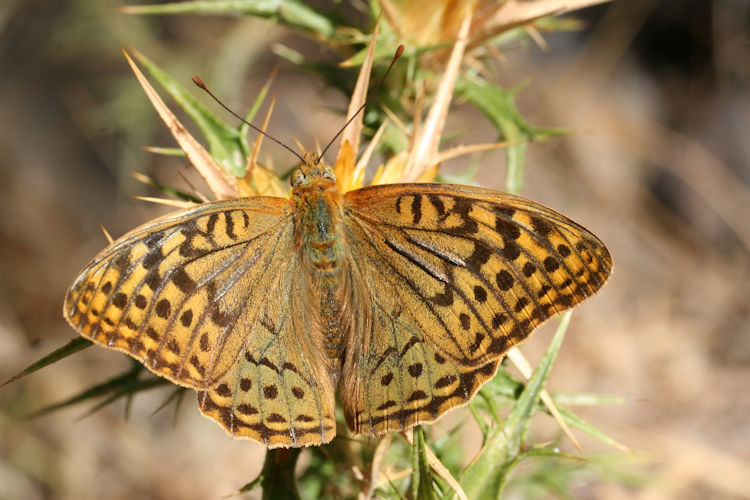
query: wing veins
[
  {"left": 346, "top": 216, "right": 470, "bottom": 361},
  {"left": 87, "top": 226, "right": 181, "bottom": 340},
  {"left": 168, "top": 218, "right": 293, "bottom": 376},
  {"left": 143, "top": 242, "right": 252, "bottom": 368},
  {"left": 117, "top": 220, "right": 283, "bottom": 343},
  {"left": 402, "top": 232, "right": 527, "bottom": 345},
  {"left": 234, "top": 271, "right": 328, "bottom": 446},
  {"left": 472, "top": 204, "right": 581, "bottom": 313},
  {"left": 371, "top": 299, "right": 410, "bottom": 432},
  {"left": 195, "top": 228, "right": 292, "bottom": 384},
  {"left": 160, "top": 243, "right": 260, "bottom": 376},
  {"left": 489, "top": 203, "right": 607, "bottom": 297},
  {"left": 365, "top": 212, "right": 547, "bottom": 322},
  {"left": 494, "top": 207, "right": 592, "bottom": 302}
]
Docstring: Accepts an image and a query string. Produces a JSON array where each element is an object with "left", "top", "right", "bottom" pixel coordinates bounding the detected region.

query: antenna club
[
  {"left": 396, "top": 45, "right": 404, "bottom": 57},
  {"left": 192, "top": 76, "right": 206, "bottom": 89}
]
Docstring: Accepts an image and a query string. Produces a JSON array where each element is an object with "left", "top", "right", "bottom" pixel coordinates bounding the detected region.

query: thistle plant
[{"left": 3, "top": 2, "right": 634, "bottom": 499}]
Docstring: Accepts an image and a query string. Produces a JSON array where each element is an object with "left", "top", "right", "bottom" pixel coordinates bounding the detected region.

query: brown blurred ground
[{"left": 1, "top": 1, "right": 749, "bottom": 499}]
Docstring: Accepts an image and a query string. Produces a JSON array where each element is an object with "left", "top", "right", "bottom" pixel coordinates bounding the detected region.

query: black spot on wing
[
  {"left": 172, "top": 267, "right": 196, "bottom": 294},
  {"left": 495, "top": 216, "right": 521, "bottom": 240}
]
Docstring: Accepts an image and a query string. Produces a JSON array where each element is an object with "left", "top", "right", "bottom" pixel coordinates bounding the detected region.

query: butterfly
[{"left": 63, "top": 152, "right": 612, "bottom": 448}]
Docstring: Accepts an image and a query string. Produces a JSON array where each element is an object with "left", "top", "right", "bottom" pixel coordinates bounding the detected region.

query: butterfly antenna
[
  {"left": 317, "top": 44, "right": 405, "bottom": 164},
  {"left": 191, "top": 76, "right": 306, "bottom": 164}
]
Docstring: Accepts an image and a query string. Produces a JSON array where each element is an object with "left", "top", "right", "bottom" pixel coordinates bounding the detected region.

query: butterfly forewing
[
  {"left": 340, "top": 183, "right": 612, "bottom": 435},
  {"left": 64, "top": 197, "right": 294, "bottom": 389}
]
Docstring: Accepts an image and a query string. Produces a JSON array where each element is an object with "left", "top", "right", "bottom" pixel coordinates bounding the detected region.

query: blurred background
[{"left": 1, "top": 0, "right": 749, "bottom": 498}]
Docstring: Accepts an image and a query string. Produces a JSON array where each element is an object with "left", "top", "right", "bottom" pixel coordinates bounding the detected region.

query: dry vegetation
[{"left": 1, "top": 1, "right": 748, "bottom": 498}]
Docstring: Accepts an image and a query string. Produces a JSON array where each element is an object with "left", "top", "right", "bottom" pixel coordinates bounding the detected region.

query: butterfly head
[{"left": 291, "top": 152, "right": 337, "bottom": 192}]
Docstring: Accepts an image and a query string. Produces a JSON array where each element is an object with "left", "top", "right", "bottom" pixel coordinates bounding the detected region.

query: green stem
[
  {"left": 261, "top": 448, "right": 302, "bottom": 500},
  {"left": 504, "top": 141, "right": 526, "bottom": 195}
]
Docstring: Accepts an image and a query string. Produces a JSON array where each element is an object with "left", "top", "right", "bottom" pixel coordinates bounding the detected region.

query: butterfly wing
[
  {"left": 197, "top": 259, "right": 337, "bottom": 448},
  {"left": 340, "top": 183, "right": 612, "bottom": 436}
]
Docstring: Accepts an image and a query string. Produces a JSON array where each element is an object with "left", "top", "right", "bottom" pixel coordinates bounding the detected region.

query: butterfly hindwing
[
  {"left": 197, "top": 261, "right": 337, "bottom": 448},
  {"left": 340, "top": 183, "right": 612, "bottom": 434},
  {"left": 339, "top": 271, "right": 501, "bottom": 435}
]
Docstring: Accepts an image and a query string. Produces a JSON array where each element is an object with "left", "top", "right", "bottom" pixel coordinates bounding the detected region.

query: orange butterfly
[{"left": 64, "top": 151, "right": 611, "bottom": 448}]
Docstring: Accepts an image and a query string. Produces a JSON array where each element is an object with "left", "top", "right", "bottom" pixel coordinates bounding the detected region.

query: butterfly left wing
[
  {"left": 340, "top": 183, "right": 612, "bottom": 436},
  {"left": 196, "top": 260, "right": 337, "bottom": 448},
  {"left": 64, "top": 197, "right": 337, "bottom": 447}
]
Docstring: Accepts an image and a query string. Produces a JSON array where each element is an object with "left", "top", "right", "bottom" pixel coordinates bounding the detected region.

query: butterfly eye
[
  {"left": 291, "top": 169, "right": 306, "bottom": 187},
  {"left": 322, "top": 168, "right": 336, "bottom": 181}
]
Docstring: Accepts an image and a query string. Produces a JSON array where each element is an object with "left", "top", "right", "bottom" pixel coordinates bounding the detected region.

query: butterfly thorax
[
  {"left": 291, "top": 155, "right": 352, "bottom": 380},
  {"left": 290, "top": 154, "right": 343, "bottom": 276}
]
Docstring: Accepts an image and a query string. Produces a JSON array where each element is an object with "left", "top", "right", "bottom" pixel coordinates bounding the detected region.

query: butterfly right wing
[
  {"left": 339, "top": 183, "right": 611, "bottom": 436},
  {"left": 64, "top": 197, "right": 296, "bottom": 390}
]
